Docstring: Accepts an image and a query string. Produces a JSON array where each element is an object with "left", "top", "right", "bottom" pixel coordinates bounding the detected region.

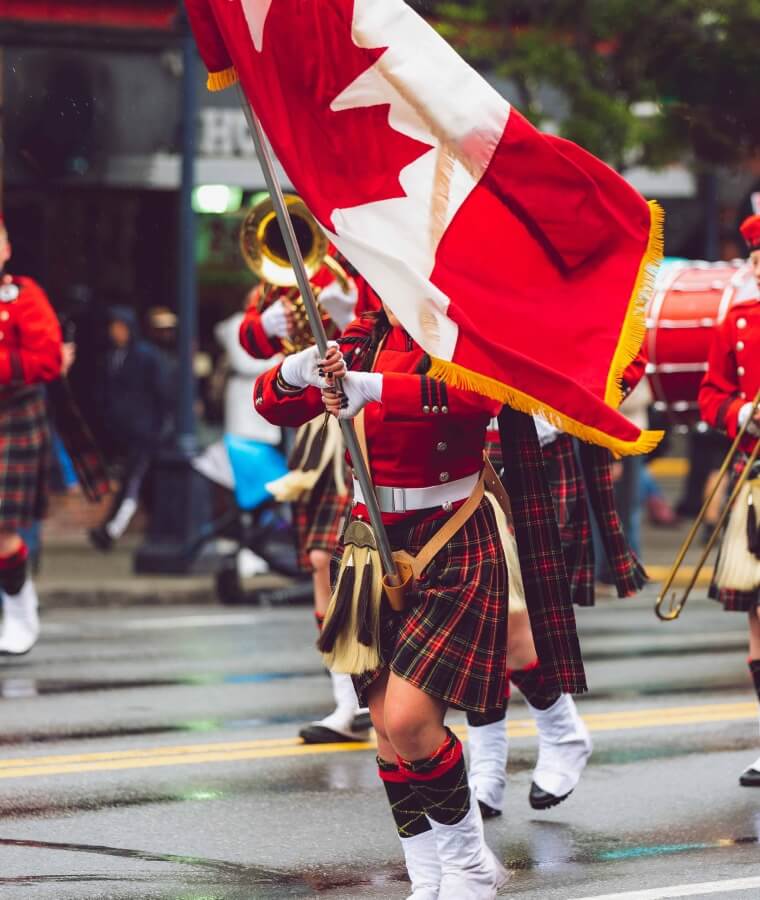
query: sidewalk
[{"left": 33, "top": 456, "right": 704, "bottom": 609}]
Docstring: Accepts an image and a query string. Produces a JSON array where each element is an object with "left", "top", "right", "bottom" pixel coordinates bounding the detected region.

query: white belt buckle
[{"left": 392, "top": 487, "right": 407, "bottom": 513}]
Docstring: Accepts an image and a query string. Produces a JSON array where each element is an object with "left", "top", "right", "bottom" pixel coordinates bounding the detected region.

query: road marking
[
  {"left": 645, "top": 564, "right": 714, "bottom": 587},
  {"left": 571, "top": 874, "right": 760, "bottom": 899},
  {"left": 0, "top": 701, "right": 754, "bottom": 781},
  {"left": 649, "top": 457, "right": 688, "bottom": 478}
]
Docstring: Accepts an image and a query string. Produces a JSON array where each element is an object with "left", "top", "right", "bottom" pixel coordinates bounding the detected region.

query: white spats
[
  {"left": 429, "top": 791, "right": 509, "bottom": 900},
  {"left": 530, "top": 694, "right": 592, "bottom": 800},
  {"left": 467, "top": 718, "right": 508, "bottom": 814},
  {"left": 105, "top": 497, "right": 138, "bottom": 540},
  {"left": 399, "top": 829, "right": 440, "bottom": 900},
  {"left": 240, "top": 0, "right": 274, "bottom": 52},
  {"left": 302, "top": 671, "right": 369, "bottom": 742},
  {"left": 0, "top": 579, "right": 40, "bottom": 655}
]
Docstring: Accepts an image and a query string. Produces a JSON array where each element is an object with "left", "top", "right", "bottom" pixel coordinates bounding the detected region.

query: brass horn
[
  {"left": 240, "top": 194, "right": 350, "bottom": 354},
  {"left": 655, "top": 386, "right": 760, "bottom": 621}
]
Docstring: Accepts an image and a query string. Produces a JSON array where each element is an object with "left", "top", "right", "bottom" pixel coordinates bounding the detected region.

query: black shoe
[
  {"left": 352, "top": 711, "right": 372, "bottom": 732},
  {"left": 529, "top": 782, "right": 572, "bottom": 810},
  {"left": 88, "top": 527, "right": 114, "bottom": 552},
  {"left": 739, "top": 767, "right": 760, "bottom": 787},
  {"left": 478, "top": 800, "right": 502, "bottom": 819},
  {"left": 298, "top": 723, "right": 368, "bottom": 745}
]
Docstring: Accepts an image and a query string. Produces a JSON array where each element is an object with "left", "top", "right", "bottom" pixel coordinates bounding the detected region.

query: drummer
[{"left": 698, "top": 213, "right": 760, "bottom": 787}]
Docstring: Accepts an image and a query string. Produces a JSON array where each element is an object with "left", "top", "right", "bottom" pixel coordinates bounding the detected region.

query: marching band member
[
  {"left": 699, "top": 213, "right": 760, "bottom": 787},
  {"left": 254, "top": 304, "right": 586, "bottom": 899},
  {"left": 468, "top": 393, "right": 648, "bottom": 816},
  {"left": 240, "top": 253, "right": 378, "bottom": 745},
  {"left": 0, "top": 217, "right": 63, "bottom": 655}
]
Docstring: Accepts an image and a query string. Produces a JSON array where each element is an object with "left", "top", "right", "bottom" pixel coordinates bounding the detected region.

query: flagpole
[{"left": 237, "top": 88, "right": 400, "bottom": 586}]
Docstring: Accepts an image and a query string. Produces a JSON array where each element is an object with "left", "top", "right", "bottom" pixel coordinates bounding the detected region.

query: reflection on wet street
[{"left": 1, "top": 595, "right": 759, "bottom": 899}]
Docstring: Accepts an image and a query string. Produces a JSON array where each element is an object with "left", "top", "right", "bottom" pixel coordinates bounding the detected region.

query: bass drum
[{"left": 645, "top": 260, "right": 755, "bottom": 427}]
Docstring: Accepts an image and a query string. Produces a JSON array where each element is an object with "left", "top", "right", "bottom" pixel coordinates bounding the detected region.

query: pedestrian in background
[{"left": 89, "top": 306, "right": 172, "bottom": 551}]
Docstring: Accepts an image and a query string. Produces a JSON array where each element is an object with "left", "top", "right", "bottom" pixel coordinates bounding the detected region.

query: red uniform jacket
[
  {"left": 254, "top": 316, "right": 499, "bottom": 523},
  {"left": 0, "top": 276, "right": 62, "bottom": 393},
  {"left": 699, "top": 299, "right": 760, "bottom": 448}
]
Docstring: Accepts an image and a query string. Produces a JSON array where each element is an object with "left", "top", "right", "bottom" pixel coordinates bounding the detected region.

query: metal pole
[
  {"left": 176, "top": 18, "right": 199, "bottom": 457},
  {"left": 237, "top": 88, "right": 399, "bottom": 584}
]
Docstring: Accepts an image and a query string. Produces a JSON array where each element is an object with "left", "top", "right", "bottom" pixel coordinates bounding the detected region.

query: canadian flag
[{"left": 186, "top": 0, "right": 663, "bottom": 455}]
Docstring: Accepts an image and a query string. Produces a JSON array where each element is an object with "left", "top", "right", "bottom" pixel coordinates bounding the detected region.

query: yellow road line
[
  {"left": 0, "top": 701, "right": 754, "bottom": 781},
  {"left": 649, "top": 457, "right": 688, "bottom": 478},
  {"left": 645, "top": 564, "right": 714, "bottom": 587}
]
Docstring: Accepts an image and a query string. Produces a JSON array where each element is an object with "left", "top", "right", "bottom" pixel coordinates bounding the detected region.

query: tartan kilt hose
[
  {"left": 0, "top": 387, "right": 51, "bottom": 531},
  {"left": 350, "top": 497, "right": 509, "bottom": 714},
  {"left": 293, "top": 465, "right": 352, "bottom": 571}
]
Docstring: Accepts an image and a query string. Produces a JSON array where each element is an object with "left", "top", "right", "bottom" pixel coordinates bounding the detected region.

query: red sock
[{"left": 0, "top": 543, "right": 28, "bottom": 570}]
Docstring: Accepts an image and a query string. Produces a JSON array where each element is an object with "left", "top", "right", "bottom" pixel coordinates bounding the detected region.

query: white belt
[{"left": 352, "top": 472, "right": 480, "bottom": 514}]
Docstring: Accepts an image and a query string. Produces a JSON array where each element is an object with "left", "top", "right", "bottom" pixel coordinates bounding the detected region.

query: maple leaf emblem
[{"left": 231, "top": 0, "right": 434, "bottom": 228}]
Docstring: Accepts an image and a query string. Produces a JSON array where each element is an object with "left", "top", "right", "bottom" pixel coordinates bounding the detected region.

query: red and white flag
[{"left": 186, "top": 0, "right": 663, "bottom": 454}]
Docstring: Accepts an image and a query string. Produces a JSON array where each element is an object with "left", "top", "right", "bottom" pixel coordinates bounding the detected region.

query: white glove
[
  {"left": 260, "top": 300, "right": 289, "bottom": 339},
  {"left": 319, "top": 279, "right": 359, "bottom": 331},
  {"left": 738, "top": 402, "right": 760, "bottom": 436},
  {"left": 280, "top": 344, "right": 322, "bottom": 390},
  {"left": 329, "top": 371, "right": 383, "bottom": 419}
]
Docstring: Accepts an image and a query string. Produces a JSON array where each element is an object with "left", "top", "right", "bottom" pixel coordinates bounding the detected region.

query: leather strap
[{"left": 394, "top": 473, "right": 485, "bottom": 581}]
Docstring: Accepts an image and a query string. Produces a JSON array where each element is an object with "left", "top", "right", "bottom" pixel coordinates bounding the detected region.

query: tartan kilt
[
  {"left": 709, "top": 459, "right": 759, "bottom": 612},
  {"left": 487, "top": 433, "right": 593, "bottom": 607},
  {"left": 0, "top": 387, "right": 51, "bottom": 531},
  {"left": 543, "top": 435, "right": 594, "bottom": 607},
  {"left": 293, "top": 464, "right": 352, "bottom": 570},
  {"left": 350, "top": 497, "right": 509, "bottom": 714}
]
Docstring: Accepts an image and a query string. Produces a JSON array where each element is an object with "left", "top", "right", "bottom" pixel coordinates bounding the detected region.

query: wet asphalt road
[{"left": 1, "top": 591, "right": 759, "bottom": 900}]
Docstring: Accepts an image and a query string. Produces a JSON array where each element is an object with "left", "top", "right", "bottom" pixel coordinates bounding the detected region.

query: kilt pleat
[
  {"left": 542, "top": 435, "right": 595, "bottom": 607},
  {"left": 351, "top": 498, "right": 509, "bottom": 714},
  {"left": 0, "top": 387, "right": 50, "bottom": 531}
]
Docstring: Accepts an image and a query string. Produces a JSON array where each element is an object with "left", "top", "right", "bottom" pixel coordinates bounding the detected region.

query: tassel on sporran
[{"left": 318, "top": 520, "right": 384, "bottom": 674}]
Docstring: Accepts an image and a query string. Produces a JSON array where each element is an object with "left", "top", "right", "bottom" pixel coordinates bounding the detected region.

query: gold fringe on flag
[
  {"left": 206, "top": 66, "right": 238, "bottom": 92},
  {"left": 604, "top": 200, "right": 666, "bottom": 409},
  {"left": 429, "top": 200, "right": 666, "bottom": 458},
  {"left": 427, "top": 358, "right": 664, "bottom": 458}
]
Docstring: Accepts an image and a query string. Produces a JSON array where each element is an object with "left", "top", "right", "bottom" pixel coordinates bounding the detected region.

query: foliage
[{"left": 410, "top": 0, "right": 760, "bottom": 168}]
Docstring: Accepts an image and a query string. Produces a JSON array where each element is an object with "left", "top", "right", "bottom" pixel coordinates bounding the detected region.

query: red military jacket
[
  {"left": 699, "top": 299, "right": 760, "bottom": 447},
  {"left": 0, "top": 275, "right": 62, "bottom": 393},
  {"left": 240, "top": 269, "right": 381, "bottom": 360},
  {"left": 254, "top": 315, "right": 499, "bottom": 523}
]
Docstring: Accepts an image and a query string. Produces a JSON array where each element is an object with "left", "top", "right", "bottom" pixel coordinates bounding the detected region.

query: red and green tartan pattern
[
  {"left": 488, "top": 430, "right": 645, "bottom": 606},
  {"left": 351, "top": 498, "right": 509, "bottom": 714},
  {"left": 0, "top": 387, "right": 50, "bottom": 531},
  {"left": 497, "top": 408, "right": 586, "bottom": 696},
  {"left": 293, "top": 465, "right": 352, "bottom": 570},
  {"left": 543, "top": 435, "right": 594, "bottom": 607},
  {"left": 576, "top": 441, "right": 648, "bottom": 599}
]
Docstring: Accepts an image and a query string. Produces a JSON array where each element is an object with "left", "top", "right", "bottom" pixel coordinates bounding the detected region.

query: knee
[
  {"left": 0, "top": 532, "right": 20, "bottom": 558},
  {"left": 384, "top": 706, "right": 434, "bottom": 760},
  {"left": 309, "top": 549, "right": 331, "bottom": 575}
]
